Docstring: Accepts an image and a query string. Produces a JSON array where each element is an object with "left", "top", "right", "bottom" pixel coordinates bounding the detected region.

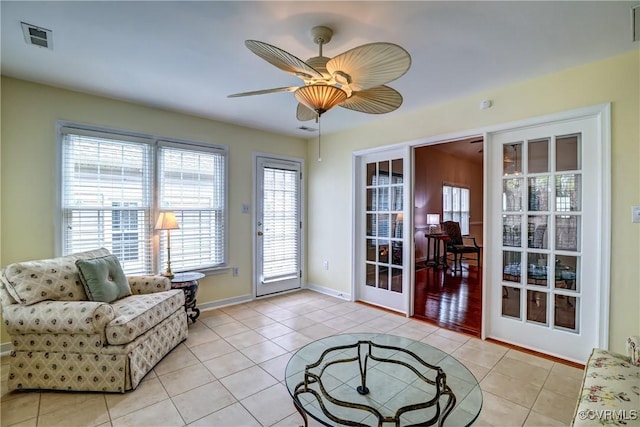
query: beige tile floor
[{"left": 0, "top": 290, "right": 584, "bottom": 427}]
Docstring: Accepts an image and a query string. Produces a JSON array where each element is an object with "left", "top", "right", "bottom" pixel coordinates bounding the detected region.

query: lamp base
[{"left": 163, "top": 269, "right": 174, "bottom": 279}]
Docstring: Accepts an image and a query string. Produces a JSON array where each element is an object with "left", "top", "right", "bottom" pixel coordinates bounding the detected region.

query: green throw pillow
[{"left": 76, "top": 255, "right": 131, "bottom": 303}]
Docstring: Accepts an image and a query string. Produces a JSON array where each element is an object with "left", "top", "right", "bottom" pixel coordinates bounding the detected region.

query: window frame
[
  {"left": 442, "top": 183, "right": 471, "bottom": 235},
  {"left": 55, "top": 121, "right": 229, "bottom": 275}
]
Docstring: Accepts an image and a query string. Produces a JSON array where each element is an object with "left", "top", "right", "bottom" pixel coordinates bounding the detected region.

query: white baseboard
[
  {"left": 197, "top": 294, "right": 254, "bottom": 314},
  {"left": 305, "top": 282, "right": 352, "bottom": 301}
]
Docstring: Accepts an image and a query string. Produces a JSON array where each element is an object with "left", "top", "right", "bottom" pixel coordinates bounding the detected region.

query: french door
[
  {"left": 355, "top": 147, "right": 410, "bottom": 314},
  {"left": 486, "top": 110, "right": 608, "bottom": 363},
  {"left": 255, "top": 156, "right": 302, "bottom": 297}
]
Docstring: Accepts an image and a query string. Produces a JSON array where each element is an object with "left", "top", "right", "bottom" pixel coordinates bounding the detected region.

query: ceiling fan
[{"left": 228, "top": 26, "right": 412, "bottom": 122}]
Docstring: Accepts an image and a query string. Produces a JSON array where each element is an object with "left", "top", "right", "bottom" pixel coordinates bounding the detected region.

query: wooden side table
[{"left": 171, "top": 272, "right": 204, "bottom": 323}]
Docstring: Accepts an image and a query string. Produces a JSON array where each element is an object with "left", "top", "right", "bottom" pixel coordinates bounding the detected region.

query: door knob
[{"left": 257, "top": 231, "right": 263, "bottom": 236}]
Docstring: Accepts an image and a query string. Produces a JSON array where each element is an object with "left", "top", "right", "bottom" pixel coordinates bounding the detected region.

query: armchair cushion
[
  {"left": 1, "top": 248, "right": 110, "bottom": 305},
  {"left": 76, "top": 255, "right": 131, "bottom": 303}
]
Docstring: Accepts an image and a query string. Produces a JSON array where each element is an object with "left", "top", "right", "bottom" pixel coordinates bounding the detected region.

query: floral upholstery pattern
[
  {"left": 106, "top": 290, "right": 183, "bottom": 345},
  {"left": 1, "top": 248, "right": 110, "bottom": 305},
  {"left": 1, "top": 249, "right": 188, "bottom": 393},
  {"left": 627, "top": 336, "right": 640, "bottom": 367},
  {"left": 572, "top": 340, "right": 640, "bottom": 426}
]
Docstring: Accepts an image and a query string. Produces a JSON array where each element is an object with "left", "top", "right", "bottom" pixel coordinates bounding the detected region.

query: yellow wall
[
  {"left": 306, "top": 51, "right": 640, "bottom": 354},
  {"left": 0, "top": 77, "right": 307, "bottom": 344}
]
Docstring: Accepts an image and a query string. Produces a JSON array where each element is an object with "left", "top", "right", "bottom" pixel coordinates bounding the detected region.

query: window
[
  {"left": 60, "top": 125, "right": 227, "bottom": 275},
  {"left": 443, "top": 185, "right": 470, "bottom": 235}
]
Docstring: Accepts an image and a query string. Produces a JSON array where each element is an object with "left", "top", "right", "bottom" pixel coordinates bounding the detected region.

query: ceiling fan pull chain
[{"left": 318, "top": 115, "right": 322, "bottom": 162}]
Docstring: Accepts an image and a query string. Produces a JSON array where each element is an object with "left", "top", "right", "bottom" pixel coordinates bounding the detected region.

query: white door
[
  {"left": 486, "top": 113, "right": 606, "bottom": 363},
  {"left": 255, "top": 156, "right": 302, "bottom": 297},
  {"left": 355, "top": 148, "right": 410, "bottom": 313}
]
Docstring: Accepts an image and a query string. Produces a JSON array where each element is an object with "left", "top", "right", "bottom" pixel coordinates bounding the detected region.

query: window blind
[
  {"left": 158, "top": 142, "right": 226, "bottom": 272},
  {"left": 443, "top": 185, "right": 470, "bottom": 235},
  {"left": 262, "top": 166, "right": 299, "bottom": 282},
  {"left": 61, "top": 130, "right": 153, "bottom": 274}
]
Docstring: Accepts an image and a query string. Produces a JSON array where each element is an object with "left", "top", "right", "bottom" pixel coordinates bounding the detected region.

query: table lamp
[
  {"left": 427, "top": 213, "right": 440, "bottom": 234},
  {"left": 155, "top": 211, "right": 179, "bottom": 278}
]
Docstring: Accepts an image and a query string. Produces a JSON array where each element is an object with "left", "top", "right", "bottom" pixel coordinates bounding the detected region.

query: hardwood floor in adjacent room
[{"left": 413, "top": 262, "right": 482, "bottom": 337}]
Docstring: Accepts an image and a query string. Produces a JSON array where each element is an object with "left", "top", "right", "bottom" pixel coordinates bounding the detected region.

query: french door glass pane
[
  {"left": 528, "top": 138, "right": 549, "bottom": 173},
  {"left": 503, "top": 215, "right": 521, "bottom": 247},
  {"left": 527, "top": 290, "right": 548, "bottom": 325},
  {"left": 503, "top": 178, "right": 523, "bottom": 212},
  {"left": 527, "top": 253, "right": 548, "bottom": 287},
  {"left": 554, "top": 255, "right": 578, "bottom": 291},
  {"left": 556, "top": 216, "right": 580, "bottom": 251},
  {"left": 503, "top": 251, "right": 521, "bottom": 283},
  {"left": 502, "top": 287, "right": 521, "bottom": 318},
  {"left": 528, "top": 176, "right": 549, "bottom": 211},
  {"left": 554, "top": 295, "right": 578, "bottom": 331},
  {"left": 556, "top": 134, "right": 580, "bottom": 171},
  {"left": 528, "top": 215, "right": 548, "bottom": 249},
  {"left": 503, "top": 143, "right": 523, "bottom": 175},
  {"left": 555, "top": 174, "right": 581, "bottom": 211}
]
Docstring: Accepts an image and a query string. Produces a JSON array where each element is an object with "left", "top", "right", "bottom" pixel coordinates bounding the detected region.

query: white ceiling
[{"left": 2, "top": 1, "right": 638, "bottom": 138}]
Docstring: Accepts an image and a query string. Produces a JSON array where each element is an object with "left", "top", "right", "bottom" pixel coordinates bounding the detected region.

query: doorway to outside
[
  {"left": 413, "top": 138, "right": 484, "bottom": 336},
  {"left": 254, "top": 155, "right": 303, "bottom": 297}
]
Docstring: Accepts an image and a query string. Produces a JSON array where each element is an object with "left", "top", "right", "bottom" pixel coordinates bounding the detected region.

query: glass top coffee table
[{"left": 285, "top": 333, "right": 482, "bottom": 427}]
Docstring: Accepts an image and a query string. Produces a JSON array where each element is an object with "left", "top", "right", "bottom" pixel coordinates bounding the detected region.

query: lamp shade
[
  {"left": 294, "top": 84, "right": 347, "bottom": 116},
  {"left": 426, "top": 214, "right": 440, "bottom": 225},
  {"left": 155, "top": 211, "right": 179, "bottom": 230}
]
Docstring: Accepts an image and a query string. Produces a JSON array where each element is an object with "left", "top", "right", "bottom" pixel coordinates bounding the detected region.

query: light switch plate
[{"left": 632, "top": 206, "right": 640, "bottom": 223}]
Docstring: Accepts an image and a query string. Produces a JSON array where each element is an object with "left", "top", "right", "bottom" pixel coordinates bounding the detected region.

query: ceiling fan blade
[
  {"left": 296, "top": 103, "right": 316, "bottom": 121},
  {"left": 227, "top": 86, "right": 299, "bottom": 98},
  {"left": 245, "top": 40, "right": 324, "bottom": 80},
  {"left": 327, "top": 43, "right": 411, "bottom": 91},
  {"left": 339, "top": 85, "right": 403, "bottom": 114}
]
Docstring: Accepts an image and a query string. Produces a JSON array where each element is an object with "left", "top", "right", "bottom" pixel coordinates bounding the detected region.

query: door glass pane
[
  {"left": 503, "top": 178, "right": 523, "bottom": 211},
  {"left": 502, "top": 287, "right": 521, "bottom": 318},
  {"left": 377, "top": 214, "right": 390, "bottom": 237},
  {"left": 366, "top": 263, "right": 375, "bottom": 287},
  {"left": 555, "top": 174, "right": 581, "bottom": 212},
  {"left": 391, "top": 187, "right": 403, "bottom": 210},
  {"left": 391, "top": 268, "right": 402, "bottom": 293},
  {"left": 527, "top": 290, "right": 548, "bottom": 325},
  {"left": 528, "top": 216, "right": 548, "bottom": 249},
  {"left": 378, "top": 160, "right": 390, "bottom": 183},
  {"left": 366, "top": 239, "right": 376, "bottom": 262},
  {"left": 366, "top": 188, "right": 376, "bottom": 211},
  {"left": 556, "top": 134, "right": 580, "bottom": 171},
  {"left": 391, "top": 159, "right": 403, "bottom": 183},
  {"left": 391, "top": 242, "right": 403, "bottom": 266},
  {"left": 503, "top": 143, "right": 522, "bottom": 176},
  {"left": 528, "top": 176, "right": 549, "bottom": 211},
  {"left": 392, "top": 214, "right": 403, "bottom": 239},
  {"left": 555, "top": 295, "right": 577, "bottom": 331},
  {"left": 378, "top": 187, "right": 389, "bottom": 211},
  {"left": 378, "top": 266, "right": 389, "bottom": 290},
  {"left": 366, "top": 214, "right": 376, "bottom": 237},
  {"left": 379, "top": 240, "right": 389, "bottom": 264},
  {"left": 503, "top": 251, "right": 521, "bottom": 283},
  {"left": 366, "top": 162, "right": 377, "bottom": 186},
  {"left": 555, "top": 255, "right": 578, "bottom": 291},
  {"left": 529, "top": 138, "right": 549, "bottom": 173},
  {"left": 503, "top": 215, "right": 521, "bottom": 247},
  {"left": 556, "top": 216, "right": 580, "bottom": 251},
  {"left": 527, "top": 253, "right": 548, "bottom": 287}
]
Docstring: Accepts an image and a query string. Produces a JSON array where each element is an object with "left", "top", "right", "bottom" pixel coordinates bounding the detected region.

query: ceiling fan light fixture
[{"left": 294, "top": 84, "right": 347, "bottom": 116}]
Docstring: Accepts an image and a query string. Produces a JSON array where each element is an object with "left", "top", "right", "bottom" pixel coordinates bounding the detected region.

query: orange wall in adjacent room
[{"left": 414, "top": 144, "right": 484, "bottom": 261}]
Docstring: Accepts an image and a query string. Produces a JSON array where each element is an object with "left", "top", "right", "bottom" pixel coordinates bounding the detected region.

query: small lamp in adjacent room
[
  {"left": 427, "top": 213, "right": 441, "bottom": 234},
  {"left": 155, "top": 211, "right": 179, "bottom": 278}
]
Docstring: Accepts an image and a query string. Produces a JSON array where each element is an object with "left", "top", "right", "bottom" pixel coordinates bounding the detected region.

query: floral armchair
[
  {"left": 0, "top": 248, "right": 188, "bottom": 393},
  {"left": 572, "top": 336, "right": 640, "bottom": 426}
]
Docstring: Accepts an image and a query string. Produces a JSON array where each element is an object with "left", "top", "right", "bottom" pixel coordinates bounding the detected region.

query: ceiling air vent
[
  {"left": 21, "top": 22, "right": 53, "bottom": 49},
  {"left": 298, "top": 126, "right": 317, "bottom": 132}
]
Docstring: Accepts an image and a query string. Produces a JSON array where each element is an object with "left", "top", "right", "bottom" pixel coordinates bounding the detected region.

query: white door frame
[
  {"left": 252, "top": 152, "right": 306, "bottom": 298},
  {"left": 350, "top": 103, "right": 610, "bottom": 351}
]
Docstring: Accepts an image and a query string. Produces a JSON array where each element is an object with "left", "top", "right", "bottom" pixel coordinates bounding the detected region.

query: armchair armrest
[
  {"left": 2, "top": 300, "right": 114, "bottom": 335},
  {"left": 127, "top": 275, "right": 171, "bottom": 294},
  {"left": 462, "top": 236, "right": 480, "bottom": 248}
]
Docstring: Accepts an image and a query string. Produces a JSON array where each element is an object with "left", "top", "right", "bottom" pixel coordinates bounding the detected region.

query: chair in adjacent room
[{"left": 441, "top": 221, "right": 481, "bottom": 276}]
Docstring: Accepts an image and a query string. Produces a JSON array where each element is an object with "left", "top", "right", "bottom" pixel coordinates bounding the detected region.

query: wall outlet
[
  {"left": 323, "top": 261, "right": 329, "bottom": 270},
  {"left": 242, "top": 204, "right": 250, "bottom": 214},
  {"left": 632, "top": 206, "right": 640, "bottom": 223},
  {"left": 232, "top": 267, "right": 239, "bottom": 277}
]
